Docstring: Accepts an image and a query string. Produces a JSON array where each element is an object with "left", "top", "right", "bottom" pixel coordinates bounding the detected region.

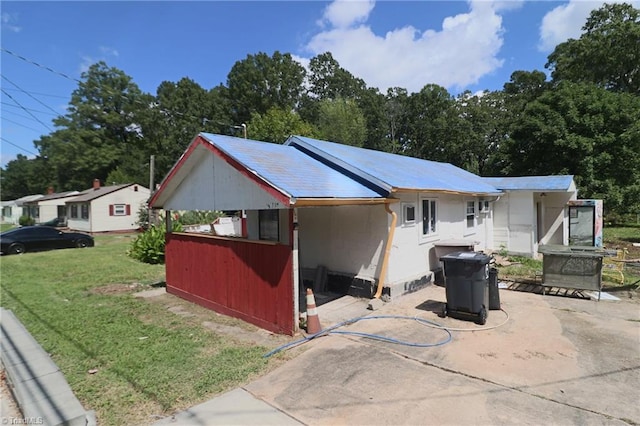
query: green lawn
[{"left": 0, "top": 234, "right": 273, "bottom": 425}]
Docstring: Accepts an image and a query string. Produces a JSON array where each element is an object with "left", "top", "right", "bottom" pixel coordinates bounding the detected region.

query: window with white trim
[
  {"left": 113, "top": 204, "right": 127, "bottom": 216},
  {"left": 421, "top": 199, "right": 437, "bottom": 236},
  {"left": 402, "top": 203, "right": 416, "bottom": 225},
  {"left": 70, "top": 205, "right": 78, "bottom": 219},
  {"left": 465, "top": 200, "right": 476, "bottom": 233}
]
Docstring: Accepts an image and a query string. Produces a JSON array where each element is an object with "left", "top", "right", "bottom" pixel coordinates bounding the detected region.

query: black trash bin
[
  {"left": 440, "top": 251, "right": 491, "bottom": 324},
  {"left": 489, "top": 267, "right": 501, "bottom": 310}
]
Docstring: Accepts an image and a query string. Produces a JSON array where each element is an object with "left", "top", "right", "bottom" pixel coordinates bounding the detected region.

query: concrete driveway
[{"left": 246, "top": 285, "right": 640, "bottom": 425}]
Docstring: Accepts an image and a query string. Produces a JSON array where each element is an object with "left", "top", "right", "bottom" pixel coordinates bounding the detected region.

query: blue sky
[{"left": 1, "top": 0, "right": 635, "bottom": 168}]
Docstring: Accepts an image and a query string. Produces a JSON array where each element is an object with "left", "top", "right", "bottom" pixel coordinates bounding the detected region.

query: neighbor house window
[
  {"left": 465, "top": 200, "right": 476, "bottom": 233},
  {"left": 422, "top": 199, "right": 437, "bottom": 236},
  {"left": 258, "top": 209, "right": 279, "bottom": 242},
  {"left": 70, "top": 205, "right": 78, "bottom": 219},
  {"left": 402, "top": 203, "right": 416, "bottom": 225},
  {"left": 81, "top": 204, "right": 89, "bottom": 220},
  {"left": 109, "top": 204, "right": 130, "bottom": 216},
  {"left": 31, "top": 206, "right": 39, "bottom": 218}
]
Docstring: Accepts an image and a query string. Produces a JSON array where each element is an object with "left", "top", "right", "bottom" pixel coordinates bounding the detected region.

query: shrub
[
  {"left": 175, "top": 210, "right": 224, "bottom": 226},
  {"left": 19, "top": 215, "right": 35, "bottom": 226},
  {"left": 128, "top": 222, "right": 183, "bottom": 264}
]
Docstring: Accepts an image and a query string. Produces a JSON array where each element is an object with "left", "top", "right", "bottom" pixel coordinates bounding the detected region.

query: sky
[{"left": 1, "top": 0, "right": 637, "bottom": 169}]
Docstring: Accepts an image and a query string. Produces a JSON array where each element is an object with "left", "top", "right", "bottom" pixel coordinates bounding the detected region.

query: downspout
[{"left": 373, "top": 202, "right": 397, "bottom": 299}]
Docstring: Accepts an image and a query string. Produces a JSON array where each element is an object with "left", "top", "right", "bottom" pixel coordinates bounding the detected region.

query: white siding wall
[
  {"left": 164, "top": 152, "right": 287, "bottom": 211},
  {"left": 68, "top": 186, "right": 150, "bottom": 233},
  {"left": 67, "top": 214, "right": 90, "bottom": 233},
  {"left": 506, "top": 192, "right": 535, "bottom": 255},
  {"left": 297, "top": 205, "right": 387, "bottom": 280},
  {"left": 34, "top": 199, "right": 67, "bottom": 223},
  {"left": 91, "top": 187, "right": 150, "bottom": 232},
  {"left": 386, "top": 192, "right": 491, "bottom": 287},
  {"left": 538, "top": 192, "right": 573, "bottom": 246}
]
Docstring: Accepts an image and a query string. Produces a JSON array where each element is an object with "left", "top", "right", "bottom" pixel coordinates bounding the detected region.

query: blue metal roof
[
  {"left": 286, "top": 136, "right": 502, "bottom": 195},
  {"left": 200, "top": 133, "right": 385, "bottom": 199},
  {"left": 483, "top": 175, "right": 575, "bottom": 191}
]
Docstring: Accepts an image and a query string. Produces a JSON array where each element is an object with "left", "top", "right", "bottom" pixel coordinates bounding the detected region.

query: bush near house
[
  {"left": 128, "top": 222, "right": 183, "bottom": 264},
  {"left": 18, "top": 215, "right": 35, "bottom": 226}
]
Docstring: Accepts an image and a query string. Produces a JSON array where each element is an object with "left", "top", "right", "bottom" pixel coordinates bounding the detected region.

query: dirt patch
[
  {"left": 1, "top": 369, "right": 22, "bottom": 420},
  {"left": 136, "top": 291, "right": 295, "bottom": 350}
]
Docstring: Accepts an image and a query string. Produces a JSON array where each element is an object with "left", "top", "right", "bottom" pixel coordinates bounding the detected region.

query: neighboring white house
[
  {"left": 484, "top": 176, "right": 578, "bottom": 258},
  {"left": 23, "top": 190, "right": 80, "bottom": 225},
  {"left": 1, "top": 194, "right": 44, "bottom": 224},
  {"left": 66, "top": 180, "right": 150, "bottom": 233}
]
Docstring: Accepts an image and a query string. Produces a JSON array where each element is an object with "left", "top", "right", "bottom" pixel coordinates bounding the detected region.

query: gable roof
[
  {"left": 286, "top": 136, "right": 502, "bottom": 196},
  {"left": 483, "top": 175, "right": 575, "bottom": 192},
  {"left": 2, "top": 194, "right": 44, "bottom": 206},
  {"left": 149, "top": 134, "right": 386, "bottom": 209},
  {"left": 67, "top": 183, "right": 144, "bottom": 203},
  {"left": 24, "top": 191, "right": 79, "bottom": 203}
]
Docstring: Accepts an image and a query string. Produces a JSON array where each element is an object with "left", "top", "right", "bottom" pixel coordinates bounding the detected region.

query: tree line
[{"left": 1, "top": 3, "right": 638, "bottom": 217}]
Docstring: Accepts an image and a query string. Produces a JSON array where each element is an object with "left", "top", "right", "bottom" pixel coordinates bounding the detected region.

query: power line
[
  {"left": 0, "top": 137, "right": 39, "bottom": 157},
  {"left": 1, "top": 48, "right": 81, "bottom": 83},
  {"left": 1, "top": 88, "right": 53, "bottom": 132},
  {"left": 1, "top": 102, "right": 58, "bottom": 117},
  {"left": 2, "top": 87, "right": 68, "bottom": 99},
  {"left": 2, "top": 75, "right": 61, "bottom": 115},
  {"left": 2, "top": 116, "right": 46, "bottom": 133},
  {"left": 2, "top": 48, "right": 246, "bottom": 136}
]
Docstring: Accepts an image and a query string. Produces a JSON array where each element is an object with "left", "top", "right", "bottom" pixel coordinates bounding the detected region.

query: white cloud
[
  {"left": 318, "top": 0, "right": 375, "bottom": 29},
  {"left": 539, "top": 0, "right": 640, "bottom": 52},
  {"left": 1, "top": 12, "right": 22, "bottom": 32},
  {"left": 303, "top": 0, "right": 507, "bottom": 93}
]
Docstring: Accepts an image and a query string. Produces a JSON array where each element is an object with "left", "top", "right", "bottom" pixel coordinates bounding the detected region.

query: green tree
[
  {"left": 383, "top": 87, "right": 410, "bottom": 154},
  {"left": 227, "top": 51, "right": 306, "bottom": 124},
  {"left": 138, "top": 79, "right": 230, "bottom": 185},
  {"left": 455, "top": 90, "right": 509, "bottom": 176},
  {"left": 505, "top": 81, "right": 640, "bottom": 214},
  {"left": 0, "top": 155, "right": 52, "bottom": 200},
  {"left": 546, "top": 3, "right": 640, "bottom": 93},
  {"left": 34, "top": 62, "right": 151, "bottom": 190},
  {"left": 404, "top": 84, "right": 466, "bottom": 164},
  {"left": 316, "top": 97, "right": 367, "bottom": 147},
  {"left": 299, "top": 52, "right": 368, "bottom": 125},
  {"left": 248, "top": 107, "right": 318, "bottom": 143}
]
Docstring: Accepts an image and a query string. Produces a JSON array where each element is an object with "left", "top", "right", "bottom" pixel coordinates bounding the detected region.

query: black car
[{"left": 0, "top": 226, "right": 94, "bottom": 255}]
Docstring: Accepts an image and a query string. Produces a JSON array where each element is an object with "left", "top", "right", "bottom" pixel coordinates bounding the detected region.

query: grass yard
[{"left": 0, "top": 234, "right": 278, "bottom": 425}]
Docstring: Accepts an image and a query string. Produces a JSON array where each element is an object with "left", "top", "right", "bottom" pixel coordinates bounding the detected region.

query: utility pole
[
  {"left": 149, "top": 155, "right": 155, "bottom": 190},
  {"left": 148, "top": 155, "right": 156, "bottom": 228}
]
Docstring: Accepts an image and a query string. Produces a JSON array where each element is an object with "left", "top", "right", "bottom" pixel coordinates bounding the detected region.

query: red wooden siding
[{"left": 165, "top": 233, "right": 295, "bottom": 335}]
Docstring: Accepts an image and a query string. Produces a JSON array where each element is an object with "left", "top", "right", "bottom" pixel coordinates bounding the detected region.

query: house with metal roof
[
  {"left": 484, "top": 175, "right": 578, "bottom": 257},
  {"left": 150, "top": 133, "right": 538, "bottom": 335},
  {"left": 66, "top": 180, "right": 150, "bottom": 233}
]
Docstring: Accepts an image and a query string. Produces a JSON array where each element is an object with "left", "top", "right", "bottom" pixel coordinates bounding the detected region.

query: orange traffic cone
[{"left": 306, "top": 288, "right": 322, "bottom": 334}]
